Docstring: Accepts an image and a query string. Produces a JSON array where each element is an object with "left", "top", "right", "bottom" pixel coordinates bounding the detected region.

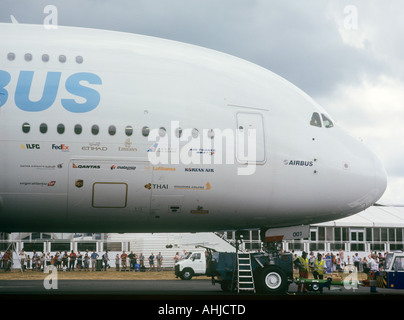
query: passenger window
[
  {"left": 74, "top": 124, "right": 82, "bottom": 135},
  {"left": 159, "top": 127, "right": 166, "bottom": 137},
  {"left": 57, "top": 123, "right": 65, "bottom": 134},
  {"left": 142, "top": 126, "right": 150, "bottom": 137},
  {"left": 321, "top": 114, "right": 334, "bottom": 128},
  {"left": 7, "top": 52, "right": 15, "bottom": 61},
  {"left": 24, "top": 53, "right": 33, "bottom": 62},
  {"left": 22, "top": 122, "right": 30, "bottom": 133},
  {"left": 39, "top": 123, "right": 48, "bottom": 134},
  {"left": 125, "top": 125, "right": 133, "bottom": 136},
  {"left": 108, "top": 125, "right": 116, "bottom": 136},
  {"left": 207, "top": 129, "right": 215, "bottom": 139},
  {"left": 310, "top": 112, "right": 322, "bottom": 128},
  {"left": 175, "top": 127, "right": 183, "bottom": 138},
  {"left": 91, "top": 125, "right": 99, "bottom": 135}
]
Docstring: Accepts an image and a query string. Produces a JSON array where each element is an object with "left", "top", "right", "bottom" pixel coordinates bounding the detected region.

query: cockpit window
[
  {"left": 310, "top": 112, "right": 322, "bottom": 128},
  {"left": 321, "top": 114, "right": 334, "bottom": 128}
]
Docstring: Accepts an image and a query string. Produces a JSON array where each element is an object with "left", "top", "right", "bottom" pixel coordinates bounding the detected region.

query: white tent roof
[{"left": 314, "top": 206, "right": 404, "bottom": 228}]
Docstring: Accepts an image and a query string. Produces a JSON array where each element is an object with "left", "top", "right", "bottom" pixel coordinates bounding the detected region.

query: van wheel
[
  {"left": 180, "top": 268, "right": 194, "bottom": 280},
  {"left": 255, "top": 266, "right": 288, "bottom": 294}
]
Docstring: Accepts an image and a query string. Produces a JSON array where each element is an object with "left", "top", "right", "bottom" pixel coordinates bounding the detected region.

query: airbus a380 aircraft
[{"left": 0, "top": 23, "right": 387, "bottom": 234}]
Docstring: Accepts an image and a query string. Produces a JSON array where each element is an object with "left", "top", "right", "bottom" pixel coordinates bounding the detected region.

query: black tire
[
  {"left": 180, "top": 268, "right": 194, "bottom": 280},
  {"left": 255, "top": 266, "right": 288, "bottom": 294}
]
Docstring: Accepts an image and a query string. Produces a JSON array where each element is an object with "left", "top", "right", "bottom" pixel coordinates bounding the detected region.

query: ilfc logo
[{"left": 0, "top": 70, "right": 102, "bottom": 113}]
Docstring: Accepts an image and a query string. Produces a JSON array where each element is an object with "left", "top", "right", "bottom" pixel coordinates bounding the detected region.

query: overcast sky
[{"left": 1, "top": 0, "right": 403, "bottom": 205}]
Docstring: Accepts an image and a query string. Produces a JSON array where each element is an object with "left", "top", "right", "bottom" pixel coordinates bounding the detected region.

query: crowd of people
[
  {"left": 0, "top": 248, "right": 192, "bottom": 272},
  {"left": 293, "top": 248, "right": 387, "bottom": 275},
  {"left": 293, "top": 248, "right": 386, "bottom": 293}
]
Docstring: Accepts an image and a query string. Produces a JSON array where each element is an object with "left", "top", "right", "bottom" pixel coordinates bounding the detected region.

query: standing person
[
  {"left": 353, "top": 253, "right": 360, "bottom": 272},
  {"left": 313, "top": 253, "right": 326, "bottom": 280},
  {"left": 27, "top": 255, "right": 31, "bottom": 270},
  {"left": 339, "top": 248, "right": 345, "bottom": 268},
  {"left": 45, "top": 252, "right": 51, "bottom": 268},
  {"left": 139, "top": 252, "right": 145, "bottom": 270},
  {"left": 115, "top": 254, "right": 120, "bottom": 271},
  {"left": 149, "top": 252, "right": 155, "bottom": 271},
  {"left": 295, "top": 251, "right": 309, "bottom": 293},
  {"left": 128, "top": 251, "right": 135, "bottom": 271},
  {"left": 83, "top": 252, "right": 90, "bottom": 271},
  {"left": 102, "top": 250, "right": 109, "bottom": 271},
  {"left": 77, "top": 251, "right": 83, "bottom": 271},
  {"left": 91, "top": 251, "right": 99, "bottom": 271},
  {"left": 132, "top": 252, "right": 138, "bottom": 271},
  {"left": 19, "top": 249, "right": 27, "bottom": 272},
  {"left": 121, "top": 251, "right": 128, "bottom": 271},
  {"left": 173, "top": 252, "right": 180, "bottom": 264},
  {"left": 69, "top": 250, "right": 77, "bottom": 271},
  {"left": 2, "top": 250, "right": 12, "bottom": 272},
  {"left": 62, "top": 251, "right": 68, "bottom": 271},
  {"left": 157, "top": 252, "right": 163, "bottom": 272},
  {"left": 32, "top": 250, "right": 38, "bottom": 270},
  {"left": 368, "top": 253, "right": 379, "bottom": 293}
]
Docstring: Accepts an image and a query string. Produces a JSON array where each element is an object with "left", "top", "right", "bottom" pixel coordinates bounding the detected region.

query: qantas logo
[
  {"left": 0, "top": 70, "right": 102, "bottom": 113},
  {"left": 72, "top": 163, "right": 101, "bottom": 169}
]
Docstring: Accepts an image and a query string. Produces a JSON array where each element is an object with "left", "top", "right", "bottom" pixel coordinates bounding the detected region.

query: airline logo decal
[
  {"left": 72, "top": 163, "right": 101, "bottom": 169},
  {"left": 75, "top": 179, "right": 84, "bottom": 188},
  {"left": 0, "top": 70, "right": 102, "bottom": 113},
  {"left": 52, "top": 143, "right": 70, "bottom": 152},
  {"left": 21, "top": 143, "right": 40, "bottom": 149}
]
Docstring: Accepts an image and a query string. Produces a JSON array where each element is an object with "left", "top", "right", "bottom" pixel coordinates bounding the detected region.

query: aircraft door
[
  {"left": 236, "top": 112, "right": 266, "bottom": 163},
  {"left": 67, "top": 159, "right": 152, "bottom": 227}
]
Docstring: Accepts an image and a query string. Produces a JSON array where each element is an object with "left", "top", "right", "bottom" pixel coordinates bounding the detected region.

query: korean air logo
[{"left": 0, "top": 70, "right": 102, "bottom": 113}]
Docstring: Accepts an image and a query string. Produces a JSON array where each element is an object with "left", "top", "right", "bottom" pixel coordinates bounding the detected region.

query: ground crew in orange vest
[{"left": 295, "top": 251, "right": 309, "bottom": 293}]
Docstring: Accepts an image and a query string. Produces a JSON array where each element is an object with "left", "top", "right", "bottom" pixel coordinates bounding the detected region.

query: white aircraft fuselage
[{"left": 0, "top": 24, "right": 387, "bottom": 233}]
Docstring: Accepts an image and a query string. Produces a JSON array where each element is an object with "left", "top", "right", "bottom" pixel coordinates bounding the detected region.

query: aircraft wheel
[{"left": 255, "top": 266, "right": 288, "bottom": 294}]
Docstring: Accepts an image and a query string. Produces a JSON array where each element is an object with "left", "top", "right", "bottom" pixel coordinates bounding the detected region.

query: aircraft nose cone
[{"left": 372, "top": 154, "right": 388, "bottom": 204}]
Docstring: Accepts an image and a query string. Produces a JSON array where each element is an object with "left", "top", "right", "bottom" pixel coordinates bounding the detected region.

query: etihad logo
[
  {"left": 82, "top": 142, "right": 107, "bottom": 152},
  {"left": 72, "top": 163, "right": 100, "bottom": 169}
]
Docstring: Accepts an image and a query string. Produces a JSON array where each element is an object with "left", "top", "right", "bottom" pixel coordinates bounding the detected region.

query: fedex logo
[
  {"left": 52, "top": 143, "right": 70, "bottom": 151},
  {"left": 0, "top": 70, "right": 102, "bottom": 113}
]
